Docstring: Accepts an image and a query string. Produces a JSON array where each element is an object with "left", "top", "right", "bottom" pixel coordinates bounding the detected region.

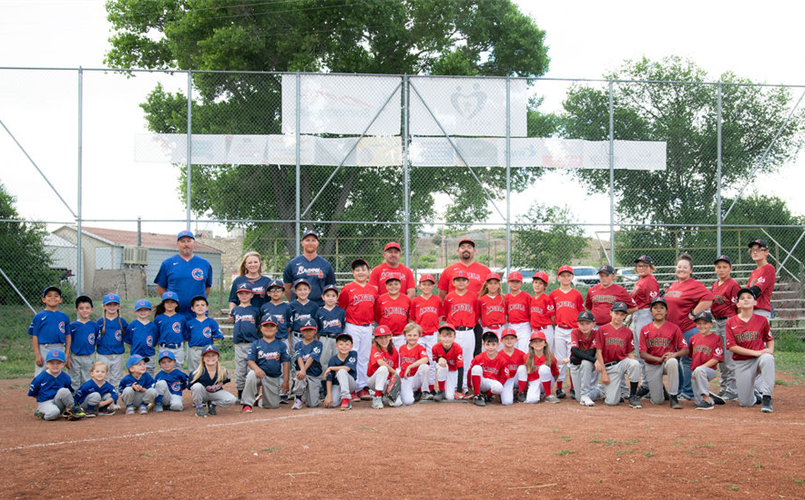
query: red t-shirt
[
  {"left": 367, "top": 344, "right": 399, "bottom": 378},
  {"left": 550, "top": 288, "right": 584, "bottom": 329},
  {"left": 374, "top": 293, "right": 412, "bottom": 336},
  {"left": 369, "top": 263, "right": 416, "bottom": 296},
  {"left": 725, "top": 314, "right": 773, "bottom": 361},
  {"left": 498, "top": 348, "right": 527, "bottom": 379},
  {"left": 689, "top": 333, "right": 724, "bottom": 371},
  {"left": 664, "top": 279, "right": 714, "bottom": 333},
  {"left": 529, "top": 293, "right": 555, "bottom": 329},
  {"left": 526, "top": 355, "right": 559, "bottom": 382},
  {"left": 505, "top": 291, "right": 531, "bottom": 324},
  {"left": 478, "top": 294, "right": 506, "bottom": 328},
  {"left": 468, "top": 352, "right": 506, "bottom": 388},
  {"left": 631, "top": 275, "right": 660, "bottom": 309},
  {"left": 338, "top": 281, "right": 378, "bottom": 325},
  {"left": 438, "top": 261, "right": 492, "bottom": 295},
  {"left": 399, "top": 343, "right": 428, "bottom": 378},
  {"left": 570, "top": 328, "right": 596, "bottom": 350},
  {"left": 431, "top": 342, "right": 464, "bottom": 371},
  {"left": 638, "top": 321, "right": 687, "bottom": 365},
  {"left": 443, "top": 291, "right": 478, "bottom": 328},
  {"left": 585, "top": 284, "right": 636, "bottom": 326},
  {"left": 711, "top": 278, "right": 740, "bottom": 319},
  {"left": 748, "top": 264, "right": 776, "bottom": 312},
  {"left": 409, "top": 294, "right": 443, "bottom": 336},
  {"left": 593, "top": 323, "right": 634, "bottom": 364}
]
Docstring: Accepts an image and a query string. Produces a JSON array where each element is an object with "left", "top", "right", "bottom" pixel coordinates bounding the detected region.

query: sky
[{"left": 1, "top": 0, "right": 804, "bottom": 239}]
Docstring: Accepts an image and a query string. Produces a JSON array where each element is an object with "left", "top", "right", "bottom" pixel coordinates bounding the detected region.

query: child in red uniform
[
  {"left": 689, "top": 312, "right": 725, "bottom": 410},
  {"left": 374, "top": 276, "right": 411, "bottom": 349},
  {"left": 398, "top": 323, "right": 430, "bottom": 405},
  {"left": 443, "top": 271, "right": 478, "bottom": 393},
  {"left": 630, "top": 255, "right": 659, "bottom": 387},
  {"left": 529, "top": 271, "right": 556, "bottom": 393},
  {"left": 409, "top": 273, "right": 442, "bottom": 393},
  {"left": 594, "top": 302, "right": 642, "bottom": 408},
  {"left": 524, "top": 330, "right": 559, "bottom": 404},
  {"left": 338, "top": 258, "right": 379, "bottom": 399},
  {"left": 638, "top": 297, "right": 688, "bottom": 409},
  {"left": 565, "top": 311, "right": 602, "bottom": 406},
  {"left": 711, "top": 254, "right": 740, "bottom": 401},
  {"left": 478, "top": 273, "right": 506, "bottom": 340},
  {"left": 585, "top": 264, "right": 637, "bottom": 327},
  {"left": 367, "top": 325, "right": 401, "bottom": 409},
  {"left": 468, "top": 331, "right": 505, "bottom": 406},
  {"left": 746, "top": 239, "right": 776, "bottom": 321},
  {"left": 497, "top": 328, "right": 527, "bottom": 405},
  {"left": 432, "top": 324, "right": 464, "bottom": 401},
  {"left": 550, "top": 265, "right": 584, "bottom": 399},
  {"left": 505, "top": 272, "right": 531, "bottom": 353}
]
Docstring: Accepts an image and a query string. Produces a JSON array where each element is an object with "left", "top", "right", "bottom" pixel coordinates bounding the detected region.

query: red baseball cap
[
  {"left": 419, "top": 274, "right": 436, "bottom": 284},
  {"left": 438, "top": 323, "right": 457, "bottom": 333},
  {"left": 384, "top": 241, "right": 401, "bottom": 252},
  {"left": 453, "top": 270, "right": 469, "bottom": 280},
  {"left": 458, "top": 238, "right": 475, "bottom": 248},
  {"left": 485, "top": 272, "right": 501, "bottom": 281},
  {"left": 374, "top": 325, "right": 392, "bottom": 336},
  {"left": 530, "top": 330, "right": 547, "bottom": 341},
  {"left": 557, "top": 265, "right": 574, "bottom": 275},
  {"left": 500, "top": 328, "right": 517, "bottom": 339},
  {"left": 507, "top": 271, "right": 523, "bottom": 282},
  {"left": 533, "top": 271, "right": 549, "bottom": 285}
]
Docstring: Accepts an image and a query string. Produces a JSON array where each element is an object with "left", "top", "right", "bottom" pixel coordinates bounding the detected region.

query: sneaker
[
  {"left": 139, "top": 404, "right": 148, "bottom": 414},
  {"left": 569, "top": 388, "right": 576, "bottom": 400},
  {"left": 97, "top": 406, "right": 115, "bottom": 416},
  {"left": 709, "top": 392, "right": 726, "bottom": 405},
  {"left": 340, "top": 398, "right": 352, "bottom": 411},
  {"left": 580, "top": 395, "right": 595, "bottom": 407},
  {"left": 761, "top": 395, "right": 773, "bottom": 413},
  {"left": 669, "top": 395, "right": 682, "bottom": 409},
  {"left": 678, "top": 393, "right": 694, "bottom": 401},
  {"left": 454, "top": 391, "right": 467, "bottom": 401},
  {"left": 517, "top": 392, "right": 527, "bottom": 403},
  {"left": 154, "top": 403, "right": 164, "bottom": 413},
  {"left": 545, "top": 395, "right": 561, "bottom": 404},
  {"left": 635, "top": 385, "right": 650, "bottom": 399},
  {"left": 291, "top": 398, "right": 304, "bottom": 410},
  {"left": 420, "top": 391, "right": 434, "bottom": 401},
  {"left": 433, "top": 390, "right": 445, "bottom": 401},
  {"left": 695, "top": 400, "right": 714, "bottom": 410},
  {"left": 279, "top": 394, "right": 289, "bottom": 405},
  {"left": 754, "top": 391, "right": 763, "bottom": 406},
  {"left": 628, "top": 395, "right": 643, "bottom": 409},
  {"left": 126, "top": 405, "right": 136, "bottom": 415},
  {"left": 358, "top": 388, "right": 372, "bottom": 401},
  {"left": 721, "top": 392, "right": 739, "bottom": 402},
  {"left": 620, "top": 391, "right": 630, "bottom": 401},
  {"left": 207, "top": 403, "right": 217, "bottom": 416},
  {"left": 413, "top": 390, "right": 422, "bottom": 402},
  {"left": 556, "top": 388, "right": 566, "bottom": 399},
  {"left": 473, "top": 394, "right": 486, "bottom": 407},
  {"left": 484, "top": 393, "right": 494, "bottom": 404},
  {"left": 350, "top": 392, "right": 361, "bottom": 402},
  {"left": 195, "top": 405, "right": 207, "bottom": 417},
  {"left": 241, "top": 405, "right": 253, "bottom": 414},
  {"left": 372, "top": 395, "right": 383, "bottom": 409}
]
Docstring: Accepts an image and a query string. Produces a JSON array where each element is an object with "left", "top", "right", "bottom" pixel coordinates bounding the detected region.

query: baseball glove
[
  {"left": 61, "top": 408, "right": 84, "bottom": 421},
  {"left": 385, "top": 375, "right": 402, "bottom": 401}
]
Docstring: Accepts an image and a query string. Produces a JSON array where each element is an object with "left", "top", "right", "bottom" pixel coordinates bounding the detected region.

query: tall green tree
[{"left": 512, "top": 202, "right": 588, "bottom": 272}]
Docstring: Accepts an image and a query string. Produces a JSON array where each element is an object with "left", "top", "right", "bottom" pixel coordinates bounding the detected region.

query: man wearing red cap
[{"left": 369, "top": 242, "right": 416, "bottom": 299}]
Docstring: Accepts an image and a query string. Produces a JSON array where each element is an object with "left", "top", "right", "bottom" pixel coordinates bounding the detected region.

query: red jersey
[
  {"left": 725, "top": 314, "right": 773, "bottom": 361},
  {"left": 664, "top": 279, "right": 714, "bottom": 333},
  {"left": 498, "top": 348, "right": 527, "bottom": 379},
  {"left": 689, "top": 333, "right": 724, "bottom": 371},
  {"left": 431, "top": 342, "right": 464, "bottom": 371},
  {"left": 505, "top": 291, "right": 531, "bottom": 324},
  {"left": 468, "top": 352, "right": 507, "bottom": 388},
  {"left": 550, "top": 288, "right": 584, "bottom": 329},
  {"left": 374, "top": 293, "right": 412, "bottom": 336},
  {"left": 338, "top": 281, "right": 378, "bottom": 325},
  {"left": 409, "top": 294, "right": 443, "bottom": 336},
  {"left": 711, "top": 277, "right": 740, "bottom": 319},
  {"left": 585, "top": 284, "right": 636, "bottom": 326},
  {"left": 399, "top": 343, "right": 428, "bottom": 378},
  {"left": 438, "top": 261, "right": 491, "bottom": 295},
  {"left": 367, "top": 344, "right": 399, "bottom": 378},
  {"left": 638, "top": 321, "right": 687, "bottom": 365},
  {"left": 526, "top": 355, "right": 559, "bottom": 382},
  {"left": 631, "top": 274, "right": 660, "bottom": 309},
  {"left": 443, "top": 291, "right": 478, "bottom": 328},
  {"left": 369, "top": 263, "right": 416, "bottom": 296},
  {"left": 570, "top": 328, "right": 596, "bottom": 350},
  {"left": 593, "top": 323, "right": 634, "bottom": 364},
  {"left": 529, "top": 293, "right": 555, "bottom": 329},
  {"left": 478, "top": 294, "right": 506, "bottom": 328},
  {"left": 748, "top": 264, "right": 776, "bottom": 312}
]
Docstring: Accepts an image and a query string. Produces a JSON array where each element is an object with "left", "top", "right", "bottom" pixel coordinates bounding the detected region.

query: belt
[
  {"left": 455, "top": 327, "right": 473, "bottom": 331},
  {"left": 604, "top": 361, "right": 620, "bottom": 368},
  {"left": 485, "top": 324, "right": 503, "bottom": 329},
  {"left": 352, "top": 323, "right": 372, "bottom": 327},
  {"left": 558, "top": 324, "right": 572, "bottom": 329},
  {"left": 321, "top": 332, "right": 340, "bottom": 338},
  {"left": 713, "top": 316, "right": 729, "bottom": 321},
  {"left": 159, "top": 343, "right": 182, "bottom": 349}
]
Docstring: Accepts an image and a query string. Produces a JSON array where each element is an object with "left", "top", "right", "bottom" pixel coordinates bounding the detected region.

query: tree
[
  {"left": 512, "top": 202, "right": 588, "bottom": 272},
  {"left": 105, "top": 0, "right": 551, "bottom": 270}
]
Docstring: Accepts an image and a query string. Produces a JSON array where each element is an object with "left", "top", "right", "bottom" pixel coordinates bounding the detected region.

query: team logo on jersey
[
  {"left": 146, "top": 335, "right": 154, "bottom": 347},
  {"left": 171, "top": 380, "right": 183, "bottom": 392},
  {"left": 649, "top": 291, "right": 658, "bottom": 298},
  {"left": 297, "top": 265, "right": 324, "bottom": 278},
  {"left": 115, "top": 330, "right": 123, "bottom": 341},
  {"left": 59, "top": 321, "right": 66, "bottom": 333},
  {"left": 348, "top": 356, "right": 357, "bottom": 364},
  {"left": 715, "top": 347, "right": 723, "bottom": 357},
  {"left": 88, "top": 333, "right": 96, "bottom": 345},
  {"left": 192, "top": 268, "right": 205, "bottom": 281},
  {"left": 203, "top": 327, "right": 212, "bottom": 338},
  {"left": 172, "top": 323, "right": 182, "bottom": 334}
]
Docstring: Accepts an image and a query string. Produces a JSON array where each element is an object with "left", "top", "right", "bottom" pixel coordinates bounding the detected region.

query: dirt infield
[{"left": 3, "top": 379, "right": 804, "bottom": 499}]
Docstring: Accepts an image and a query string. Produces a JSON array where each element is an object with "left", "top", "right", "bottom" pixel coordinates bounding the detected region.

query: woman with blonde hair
[{"left": 228, "top": 251, "right": 272, "bottom": 311}]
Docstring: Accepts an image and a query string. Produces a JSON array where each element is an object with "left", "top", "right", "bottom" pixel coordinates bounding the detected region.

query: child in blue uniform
[
  {"left": 119, "top": 354, "right": 157, "bottom": 415},
  {"left": 68, "top": 295, "right": 100, "bottom": 390},
  {"left": 96, "top": 293, "right": 128, "bottom": 393},
  {"left": 75, "top": 361, "right": 118, "bottom": 416},
  {"left": 29, "top": 286, "right": 71, "bottom": 376},
  {"left": 185, "top": 296, "right": 222, "bottom": 373},
  {"left": 316, "top": 284, "right": 345, "bottom": 379},
  {"left": 28, "top": 350, "right": 86, "bottom": 420},
  {"left": 154, "top": 350, "right": 189, "bottom": 412},
  {"left": 154, "top": 291, "right": 187, "bottom": 366},
  {"left": 241, "top": 316, "right": 290, "bottom": 412},
  {"left": 230, "top": 283, "right": 262, "bottom": 402},
  {"left": 323, "top": 333, "right": 359, "bottom": 410},
  {"left": 292, "top": 319, "right": 323, "bottom": 409},
  {"left": 288, "top": 279, "right": 319, "bottom": 403},
  {"left": 190, "top": 345, "right": 236, "bottom": 417},
  {"left": 261, "top": 279, "right": 293, "bottom": 350},
  {"left": 124, "top": 299, "right": 159, "bottom": 375}
]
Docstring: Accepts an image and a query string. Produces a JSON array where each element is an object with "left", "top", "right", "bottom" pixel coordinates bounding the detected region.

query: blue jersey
[
  {"left": 154, "top": 313, "right": 187, "bottom": 347},
  {"left": 70, "top": 320, "right": 100, "bottom": 356},
  {"left": 316, "top": 306, "right": 345, "bottom": 338},
  {"left": 28, "top": 370, "right": 73, "bottom": 402},
  {"left": 283, "top": 255, "right": 336, "bottom": 305},
  {"left": 186, "top": 317, "right": 222, "bottom": 347},
  {"left": 289, "top": 300, "right": 320, "bottom": 332},
  {"left": 326, "top": 351, "right": 358, "bottom": 384},
  {"left": 155, "top": 368, "right": 189, "bottom": 395},
  {"left": 96, "top": 316, "right": 128, "bottom": 355},
  {"left": 75, "top": 379, "right": 118, "bottom": 404},
  {"left": 154, "top": 254, "right": 213, "bottom": 319},
  {"left": 247, "top": 338, "right": 290, "bottom": 378},
  {"left": 124, "top": 320, "right": 158, "bottom": 358},
  {"left": 229, "top": 275, "right": 273, "bottom": 311},
  {"left": 28, "top": 310, "right": 70, "bottom": 344},
  {"left": 260, "top": 301, "right": 292, "bottom": 339},
  {"left": 231, "top": 304, "right": 261, "bottom": 344},
  {"left": 293, "top": 339, "right": 323, "bottom": 377},
  {"left": 189, "top": 367, "right": 230, "bottom": 392},
  {"left": 119, "top": 372, "right": 156, "bottom": 393}
]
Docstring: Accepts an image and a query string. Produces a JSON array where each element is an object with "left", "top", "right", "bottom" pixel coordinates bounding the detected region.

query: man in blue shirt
[
  {"left": 283, "top": 229, "right": 336, "bottom": 307},
  {"left": 155, "top": 230, "right": 213, "bottom": 319}
]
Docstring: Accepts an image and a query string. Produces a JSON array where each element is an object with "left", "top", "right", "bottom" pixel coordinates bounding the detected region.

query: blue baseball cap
[
  {"left": 202, "top": 345, "right": 219, "bottom": 356},
  {"left": 161, "top": 291, "right": 179, "bottom": 302},
  {"left": 158, "top": 350, "right": 176, "bottom": 362},
  {"left": 126, "top": 354, "right": 149, "bottom": 370},
  {"left": 650, "top": 296, "right": 668, "bottom": 308},
  {"left": 177, "top": 230, "right": 195, "bottom": 240},
  {"left": 321, "top": 284, "right": 339, "bottom": 296},
  {"left": 45, "top": 350, "right": 66, "bottom": 363},
  {"left": 102, "top": 293, "right": 121, "bottom": 305},
  {"left": 293, "top": 278, "right": 310, "bottom": 289},
  {"left": 261, "top": 314, "right": 278, "bottom": 326},
  {"left": 42, "top": 286, "right": 62, "bottom": 298},
  {"left": 267, "top": 279, "right": 284, "bottom": 290},
  {"left": 300, "top": 318, "right": 318, "bottom": 331},
  {"left": 301, "top": 229, "right": 319, "bottom": 240},
  {"left": 134, "top": 299, "right": 152, "bottom": 311},
  {"left": 236, "top": 283, "right": 255, "bottom": 294},
  {"left": 693, "top": 311, "right": 714, "bottom": 323},
  {"left": 577, "top": 311, "right": 595, "bottom": 323},
  {"left": 611, "top": 301, "right": 628, "bottom": 312}
]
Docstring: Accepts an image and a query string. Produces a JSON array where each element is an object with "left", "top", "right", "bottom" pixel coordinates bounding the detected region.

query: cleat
[
  {"left": 71, "top": 404, "right": 87, "bottom": 418},
  {"left": 545, "top": 395, "right": 561, "bottom": 404},
  {"left": 695, "top": 400, "right": 714, "bottom": 410},
  {"left": 358, "top": 388, "right": 372, "bottom": 401},
  {"left": 433, "top": 390, "right": 445, "bottom": 401},
  {"left": 291, "top": 398, "right": 303, "bottom": 410},
  {"left": 350, "top": 392, "right": 361, "bottom": 402},
  {"left": 635, "top": 386, "right": 650, "bottom": 399},
  {"left": 473, "top": 394, "right": 486, "bottom": 407},
  {"left": 628, "top": 395, "right": 643, "bottom": 409},
  {"left": 721, "top": 392, "right": 739, "bottom": 402},
  {"left": 454, "top": 391, "right": 467, "bottom": 401},
  {"left": 372, "top": 395, "right": 383, "bottom": 409},
  {"left": 207, "top": 403, "right": 216, "bottom": 416},
  {"left": 33, "top": 410, "right": 45, "bottom": 420},
  {"left": 556, "top": 388, "right": 566, "bottom": 399},
  {"left": 97, "top": 406, "right": 115, "bottom": 416},
  {"left": 139, "top": 404, "right": 148, "bottom": 414},
  {"left": 125, "top": 405, "right": 136, "bottom": 415},
  {"left": 420, "top": 391, "right": 434, "bottom": 401},
  {"left": 340, "top": 398, "right": 352, "bottom": 411},
  {"left": 279, "top": 394, "right": 289, "bottom": 405},
  {"left": 241, "top": 404, "right": 253, "bottom": 414},
  {"left": 517, "top": 392, "right": 527, "bottom": 403},
  {"left": 678, "top": 393, "right": 694, "bottom": 401},
  {"left": 669, "top": 394, "right": 682, "bottom": 409},
  {"left": 761, "top": 395, "right": 773, "bottom": 413},
  {"left": 754, "top": 391, "right": 763, "bottom": 406},
  {"left": 709, "top": 392, "right": 726, "bottom": 405},
  {"left": 569, "top": 388, "right": 576, "bottom": 400},
  {"left": 580, "top": 395, "right": 595, "bottom": 407},
  {"left": 154, "top": 403, "right": 164, "bottom": 413},
  {"left": 195, "top": 406, "right": 207, "bottom": 418}
]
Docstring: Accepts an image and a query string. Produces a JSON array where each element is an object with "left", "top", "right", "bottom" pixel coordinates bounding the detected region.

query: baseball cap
[
  {"left": 161, "top": 291, "right": 179, "bottom": 302},
  {"left": 134, "top": 299, "right": 152, "bottom": 311},
  {"left": 158, "top": 350, "right": 176, "bottom": 362},
  {"left": 351, "top": 258, "right": 369, "bottom": 270},
  {"left": 507, "top": 271, "right": 523, "bottom": 282},
  {"left": 335, "top": 333, "right": 353, "bottom": 343},
  {"left": 737, "top": 287, "right": 757, "bottom": 299},
  {"left": 714, "top": 254, "right": 733, "bottom": 265},
  {"left": 419, "top": 273, "right": 436, "bottom": 284},
  {"left": 533, "top": 271, "right": 549, "bottom": 285},
  {"left": 235, "top": 283, "right": 254, "bottom": 294},
  {"left": 301, "top": 229, "right": 319, "bottom": 240},
  {"left": 577, "top": 311, "right": 595, "bottom": 323},
  {"left": 125, "top": 354, "right": 149, "bottom": 370},
  {"left": 452, "top": 270, "right": 469, "bottom": 281},
  {"left": 500, "top": 328, "right": 517, "bottom": 339},
  {"left": 597, "top": 264, "right": 616, "bottom": 275},
  {"left": 650, "top": 296, "right": 668, "bottom": 308},
  {"left": 693, "top": 311, "right": 714, "bottom": 323},
  {"left": 260, "top": 314, "right": 278, "bottom": 326},
  {"left": 383, "top": 275, "right": 401, "bottom": 283},
  {"left": 177, "top": 229, "right": 195, "bottom": 240},
  {"left": 293, "top": 278, "right": 310, "bottom": 289},
  {"left": 458, "top": 238, "right": 475, "bottom": 248},
  {"left": 45, "top": 350, "right": 66, "bottom": 363},
  {"left": 75, "top": 295, "right": 93, "bottom": 308},
  {"left": 611, "top": 301, "right": 628, "bottom": 313},
  {"left": 266, "top": 279, "right": 284, "bottom": 290},
  {"left": 201, "top": 345, "right": 220, "bottom": 356},
  {"left": 322, "top": 284, "right": 339, "bottom": 296},
  {"left": 384, "top": 241, "right": 401, "bottom": 252},
  {"left": 557, "top": 265, "right": 574, "bottom": 276},
  {"left": 191, "top": 295, "right": 208, "bottom": 305},
  {"left": 530, "top": 330, "right": 547, "bottom": 341},
  {"left": 42, "top": 285, "right": 62, "bottom": 298},
  {"left": 485, "top": 272, "right": 501, "bottom": 281},
  {"left": 102, "top": 293, "right": 121, "bottom": 305},
  {"left": 634, "top": 255, "right": 654, "bottom": 265},
  {"left": 438, "top": 323, "right": 456, "bottom": 334},
  {"left": 481, "top": 331, "right": 499, "bottom": 342},
  {"left": 748, "top": 239, "right": 769, "bottom": 249},
  {"left": 300, "top": 318, "right": 318, "bottom": 331},
  {"left": 374, "top": 325, "right": 392, "bottom": 337}
]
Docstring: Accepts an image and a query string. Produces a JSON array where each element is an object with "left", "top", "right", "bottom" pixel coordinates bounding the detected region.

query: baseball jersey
[
  {"left": 119, "top": 372, "right": 156, "bottom": 393},
  {"left": 75, "top": 379, "right": 118, "bottom": 404},
  {"left": 186, "top": 317, "right": 223, "bottom": 347},
  {"left": 689, "top": 333, "right": 724, "bottom": 371},
  {"left": 154, "top": 254, "right": 213, "bottom": 319},
  {"left": 155, "top": 368, "right": 189, "bottom": 395},
  {"left": 154, "top": 313, "right": 187, "bottom": 347},
  {"left": 369, "top": 263, "right": 416, "bottom": 296},
  {"left": 283, "top": 254, "right": 336, "bottom": 305},
  {"left": 631, "top": 274, "right": 660, "bottom": 309},
  {"left": 498, "top": 348, "right": 527, "bottom": 379},
  {"left": 96, "top": 316, "right": 128, "bottom": 355},
  {"left": 293, "top": 339, "right": 323, "bottom": 377},
  {"left": 69, "top": 320, "right": 99, "bottom": 356},
  {"left": 190, "top": 367, "right": 230, "bottom": 393},
  {"left": 748, "top": 263, "right": 776, "bottom": 312},
  {"left": 28, "top": 370, "right": 73, "bottom": 402},
  {"left": 409, "top": 294, "right": 443, "bottom": 336},
  {"left": 468, "top": 352, "right": 506, "bottom": 385},
  {"left": 260, "top": 301, "right": 292, "bottom": 338},
  {"left": 248, "top": 337, "right": 291, "bottom": 377},
  {"left": 529, "top": 293, "right": 555, "bottom": 329},
  {"left": 725, "top": 314, "right": 773, "bottom": 361},
  {"left": 228, "top": 275, "right": 272, "bottom": 310},
  {"left": 711, "top": 277, "right": 740, "bottom": 319},
  {"left": 478, "top": 294, "right": 506, "bottom": 328},
  {"left": 338, "top": 281, "right": 378, "bottom": 325},
  {"left": 289, "top": 300, "right": 320, "bottom": 332},
  {"left": 505, "top": 291, "right": 531, "bottom": 324},
  {"left": 316, "top": 306, "right": 345, "bottom": 337},
  {"left": 585, "top": 284, "right": 636, "bottom": 326},
  {"left": 525, "top": 355, "right": 559, "bottom": 381},
  {"left": 399, "top": 343, "right": 428, "bottom": 377},
  {"left": 231, "top": 304, "right": 261, "bottom": 344},
  {"left": 550, "top": 288, "right": 584, "bottom": 329},
  {"left": 432, "top": 342, "right": 464, "bottom": 371},
  {"left": 664, "top": 279, "right": 714, "bottom": 333},
  {"left": 28, "top": 309, "right": 70, "bottom": 344},
  {"left": 367, "top": 344, "right": 399, "bottom": 379},
  {"left": 124, "top": 320, "right": 158, "bottom": 358},
  {"left": 438, "top": 261, "right": 491, "bottom": 295},
  {"left": 638, "top": 321, "right": 687, "bottom": 364},
  {"left": 443, "top": 291, "right": 478, "bottom": 328},
  {"left": 374, "top": 293, "right": 412, "bottom": 335},
  {"left": 570, "top": 328, "right": 597, "bottom": 351},
  {"left": 326, "top": 351, "right": 358, "bottom": 384},
  {"left": 593, "top": 323, "right": 634, "bottom": 364}
]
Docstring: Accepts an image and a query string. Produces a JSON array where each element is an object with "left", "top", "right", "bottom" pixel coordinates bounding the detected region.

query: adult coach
[
  {"left": 369, "top": 241, "right": 416, "bottom": 298},
  {"left": 283, "top": 229, "right": 336, "bottom": 306},
  {"left": 155, "top": 230, "right": 213, "bottom": 320},
  {"left": 228, "top": 251, "right": 272, "bottom": 312}
]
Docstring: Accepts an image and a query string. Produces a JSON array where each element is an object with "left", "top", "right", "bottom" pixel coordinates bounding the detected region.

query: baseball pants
[
  {"left": 418, "top": 334, "right": 438, "bottom": 389},
  {"left": 68, "top": 353, "right": 95, "bottom": 391},
  {"left": 692, "top": 366, "right": 718, "bottom": 405},
  {"left": 391, "top": 335, "right": 406, "bottom": 350},
  {"left": 525, "top": 365, "right": 554, "bottom": 404},
  {"left": 155, "top": 380, "right": 184, "bottom": 411},
  {"left": 631, "top": 309, "right": 652, "bottom": 385},
  {"left": 501, "top": 365, "right": 528, "bottom": 405},
  {"left": 570, "top": 360, "right": 603, "bottom": 402},
  {"left": 400, "top": 365, "right": 429, "bottom": 405},
  {"left": 714, "top": 319, "right": 737, "bottom": 396},
  {"left": 554, "top": 326, "right": 572, "bottom": 383},
  {"left": 37, "top": 388, "right": 75, "bottom": 420},
  {"left": 190, "top": 384, "right": 237, "bottom": 408},
  {"left": 643, "top": 358, "right": 680, "bottom": 405},
  {"left": 157, "top": 345, "right": 185, "bottom": 368},
  {"left": 327, "top": 370, "right": 358, "bottom": 407},
  {"left": 344, "top": 323, "right": 374, "bottom": 389},
  {"left": 241, "top": 372, "right": 281, "bottom": 409},
  {"left": 367, "top": 366, "right": 402, "bottom": 406},
  {"left": 292, "top": 374, "right": 322, "bottom": 408},
  {"left": 186, "top": 346, "right": 204, "bottom": 376},
  {"left": 470, "top": 365, "right": 503, "bottom": 396},
  {"left": 734, "top": 353, "right": 775, "bottom": 407},
  {"left": 435, "top": 366, "right": 460, "bottom": 400},
  {"left": 35, "top": 343, "right": 65, "bottom": 376},
  {"left": 121, "top": 387, "right": 157, "bottom": 407},
  {"left": 678, "top": 327, "right": 698, "bottom": 398},
  {"left": 455, "top": 328, "right": 475, "bottom": 391},
  {"left": 319, "top": 336, "right": 337, "bottom": 373},
  {"left": 603, "top": 358, "right": 641, "bottom": 406},
  {"left": 96, "top": 353, "right": 125, "bottom": 390},
  {"left": 754, "top": 309, "right": 771, "bottom": 322},
  {"left": 233, "top": 342, "right": 252, "bottom": 392},
  {"left": 509, "top": 322, "right": 531, "bottom": 353},
  {"left": 79, "top": 391, "right": 115, "bottom": 412}
]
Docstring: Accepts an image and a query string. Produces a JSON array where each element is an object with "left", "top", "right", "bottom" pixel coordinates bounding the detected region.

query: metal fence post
[
  {"left": 77, "top": 67, "right": 83, "bottom": 294},
  {"left": 403, "top": 74, "right": 410, "bottom": 266},
  {"left": 505, "top": 76, "right": 512, "bottom": 286},
  {"left": 295, "top": 71, "right": 301, "bottom": 250},
  {"left": 186, "top": 70, "right": 192, "bottom": 231},
  {"left": 608, "top": 79, "right": 615, "bottom": 267},
  {"left": 717, "top": 82, "right": 723, "bottom": 255}
]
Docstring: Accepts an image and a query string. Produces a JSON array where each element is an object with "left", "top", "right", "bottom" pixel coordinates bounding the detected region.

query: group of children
[{"left": 27, "top": 240, "right": 778, "bottom": 419}]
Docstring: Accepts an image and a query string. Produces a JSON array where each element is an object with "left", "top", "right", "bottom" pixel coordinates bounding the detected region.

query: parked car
[
  {"left": 571, "top": 266, "right": 600, "bottom": 287},
  {"left": 617, "top": 268, "right": 638, "bottom": 283}
]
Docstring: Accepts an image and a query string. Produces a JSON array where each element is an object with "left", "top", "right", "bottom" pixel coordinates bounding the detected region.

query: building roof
[{"left": 62, "top": 226, "right": 223, "bottom": 253}]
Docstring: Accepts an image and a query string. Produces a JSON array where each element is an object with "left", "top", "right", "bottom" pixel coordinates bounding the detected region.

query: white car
[
  {"left": 571, "top": 266, "right": 600, "bottom": 287},
  {"left": 617, "top": 268, "right": 639, "bottom": 283}
]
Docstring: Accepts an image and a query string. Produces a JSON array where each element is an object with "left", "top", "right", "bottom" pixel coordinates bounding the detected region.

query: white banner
[
  {"left": 281, "top": 74, "right": 401, "bottom": 135},
  {"left": 409, "top": 77, "right": 527, "bottom": 137}
]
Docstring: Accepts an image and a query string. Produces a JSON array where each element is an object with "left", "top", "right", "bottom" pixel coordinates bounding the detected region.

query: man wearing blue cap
[
  {"left": 283, "top": 229, "right": 336, "bottom": 306},
  {"left": 155, "top": 230, "right": 213, "bottom": 319}
]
